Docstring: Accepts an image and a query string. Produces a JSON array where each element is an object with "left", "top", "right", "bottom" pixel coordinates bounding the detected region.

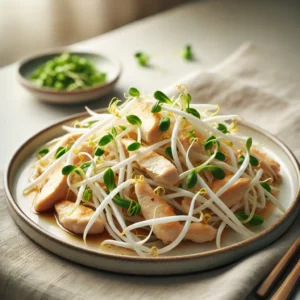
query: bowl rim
[
  {"left": 17, "top": 48, "right": 122, "bottom": 95},
  {"left": 4, "top": 109, "right": 300, "bottom": 263}
]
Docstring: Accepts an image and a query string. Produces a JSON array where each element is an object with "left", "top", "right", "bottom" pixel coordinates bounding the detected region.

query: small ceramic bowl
[{"left": 17, "top": 50, "right": 122, "bottom": 104}]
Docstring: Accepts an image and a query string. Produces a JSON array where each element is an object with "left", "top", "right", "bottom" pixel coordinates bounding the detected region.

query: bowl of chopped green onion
[{"left": 17, "top": 50, "right": 121, "bottom": 104}]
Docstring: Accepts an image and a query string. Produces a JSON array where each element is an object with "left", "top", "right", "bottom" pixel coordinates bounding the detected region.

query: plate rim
[{"left": 4, "top": 110, "right": 300, "bottom": 263}]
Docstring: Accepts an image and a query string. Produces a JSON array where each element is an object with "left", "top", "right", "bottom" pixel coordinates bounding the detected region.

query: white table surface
[{"left": 0, "top": 1, "right": 299, "bottom": 299}]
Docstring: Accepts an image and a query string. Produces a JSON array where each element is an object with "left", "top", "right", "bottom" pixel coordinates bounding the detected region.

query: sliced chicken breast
[
  {"left": 211, "top": 176, "right": 251, "bottom": 207},
  {"left": 135, "top": 181, "right": 182, "bottom": 244},
  {"left": 135, "top": 181, "right": 216, "bottom": 244},
  {"left": 131, "top": 102, "right": 163, "bottom": 144},
  {"left": 35, "top": 133, "right": 85, "bottom": 212},
  {"left": 123, "top": 139, "right": 180, "bottom": 185},
  {"left": 34, "top": 164, "right": 69, "bottom": 212},
  {"left": 184, "top": 223, "right": 217, "bottom": 243},
  {"left": 55, "top": 200, "right": 104, "bottom": 234}
]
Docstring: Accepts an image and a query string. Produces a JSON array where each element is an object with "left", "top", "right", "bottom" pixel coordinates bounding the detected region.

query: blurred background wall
[{"left": 0, "top": 0, "right": 186, "bottom": 67}]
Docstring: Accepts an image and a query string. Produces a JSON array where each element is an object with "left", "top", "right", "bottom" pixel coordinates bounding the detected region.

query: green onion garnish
[
  {"left": 182, "top": 45, "right": 193, "bottom": 61},
  {"left": 135, "top": 52, "right": 149, "bottom": 67}
]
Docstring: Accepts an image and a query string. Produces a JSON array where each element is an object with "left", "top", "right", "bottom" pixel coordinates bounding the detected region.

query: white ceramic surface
[
  {"left": 4, "top": 111, "right": 300, "bottom": 275},
  {"left": 17, "top": 50, "right": 121, "bottom": 104}
]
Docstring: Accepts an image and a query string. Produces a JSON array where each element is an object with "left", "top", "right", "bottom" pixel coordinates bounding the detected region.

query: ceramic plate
[
  {"left": 17, "top": 50, "right": 121, "bottom": 104},
  {"left": 4, "top": 111, "right": 300, "bottom": 275}
]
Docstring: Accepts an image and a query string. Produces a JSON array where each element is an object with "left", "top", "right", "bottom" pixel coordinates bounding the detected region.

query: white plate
[{"left": 4, "top": 111, "right": 300, "bottom": 275}]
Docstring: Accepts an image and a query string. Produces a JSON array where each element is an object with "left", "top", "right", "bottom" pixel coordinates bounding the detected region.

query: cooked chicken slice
[
  {"left": 55, "top": 200, "right": 104, "bottom": 234},
  {"left": 131, "top": 102, "right": 163, "bottom": 143},
  {"left": 179, "top": 134, "right": 205, "bottom": 163},
  {"left": 60, "top": 132, "right": 82, "bottom": 147},
  {"left": 34, "top": 164, "right": 69, "bottom": 212},
  {"left": 184, "top": 223, "right": 217, "bottom": 243},
  {"left": 35, "top": 133, "right": 89, "bottom": 212},
  {"left": 252, "top": 148, "right": 281, "bottom": 183},
  {"left": 123, "top": 139, "right": 180, "bottom": 185},
  {"left": 211, "top": 176, "right": 251, "bottom": 208},
  {"left": 135, "top": 181, "right": 182, "bottom": 244},
  {"left": 135, "top": 181, "right": 216, "bottom": 244},
  {"left": 181, "top": 197, "right": 199, "bottom": 214}
]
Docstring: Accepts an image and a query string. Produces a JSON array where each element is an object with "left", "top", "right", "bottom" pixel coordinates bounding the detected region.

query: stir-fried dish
[{"left": 24, "top": 85, "right": 283, "bottom": 256}]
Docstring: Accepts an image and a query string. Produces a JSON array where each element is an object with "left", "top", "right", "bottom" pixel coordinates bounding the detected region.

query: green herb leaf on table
[{"left": 135, "top": 52, "right": 149, "bottom": 67}]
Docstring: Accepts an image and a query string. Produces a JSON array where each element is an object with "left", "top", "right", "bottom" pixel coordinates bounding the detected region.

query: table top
[
  {"left": 1, "top": 1, "right": 300, "bottom": 299},
  {"left": 1, "top": 0, "right": 300, "bottom": 170}
]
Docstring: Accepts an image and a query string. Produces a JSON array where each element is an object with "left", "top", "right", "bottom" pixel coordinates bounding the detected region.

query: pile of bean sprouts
[{"left": 24, "top": 85, "right": 284, "bottom": 256}]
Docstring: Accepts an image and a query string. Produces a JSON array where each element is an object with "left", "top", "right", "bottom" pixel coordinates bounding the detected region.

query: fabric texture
[{"left": 0, "top": 43, "right": 299, "bottom": 300}]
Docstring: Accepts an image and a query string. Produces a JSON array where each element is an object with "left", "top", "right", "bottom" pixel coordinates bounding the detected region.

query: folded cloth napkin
[{"left": 0, "top": 43, "right": 299, "bottom": 300}]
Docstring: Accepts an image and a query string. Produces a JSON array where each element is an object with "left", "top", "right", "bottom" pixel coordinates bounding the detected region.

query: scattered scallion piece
[
  {"left": 181, "top": 45, "right": 193, "bottom": 61},
  {"left": 135, "top": 52, "right": 149, "bottom": 67}
]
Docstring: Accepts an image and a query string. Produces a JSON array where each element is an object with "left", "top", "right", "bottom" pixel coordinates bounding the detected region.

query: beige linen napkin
[{"left": 0, "top": 44, "right": 299, "bottom": 300}]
